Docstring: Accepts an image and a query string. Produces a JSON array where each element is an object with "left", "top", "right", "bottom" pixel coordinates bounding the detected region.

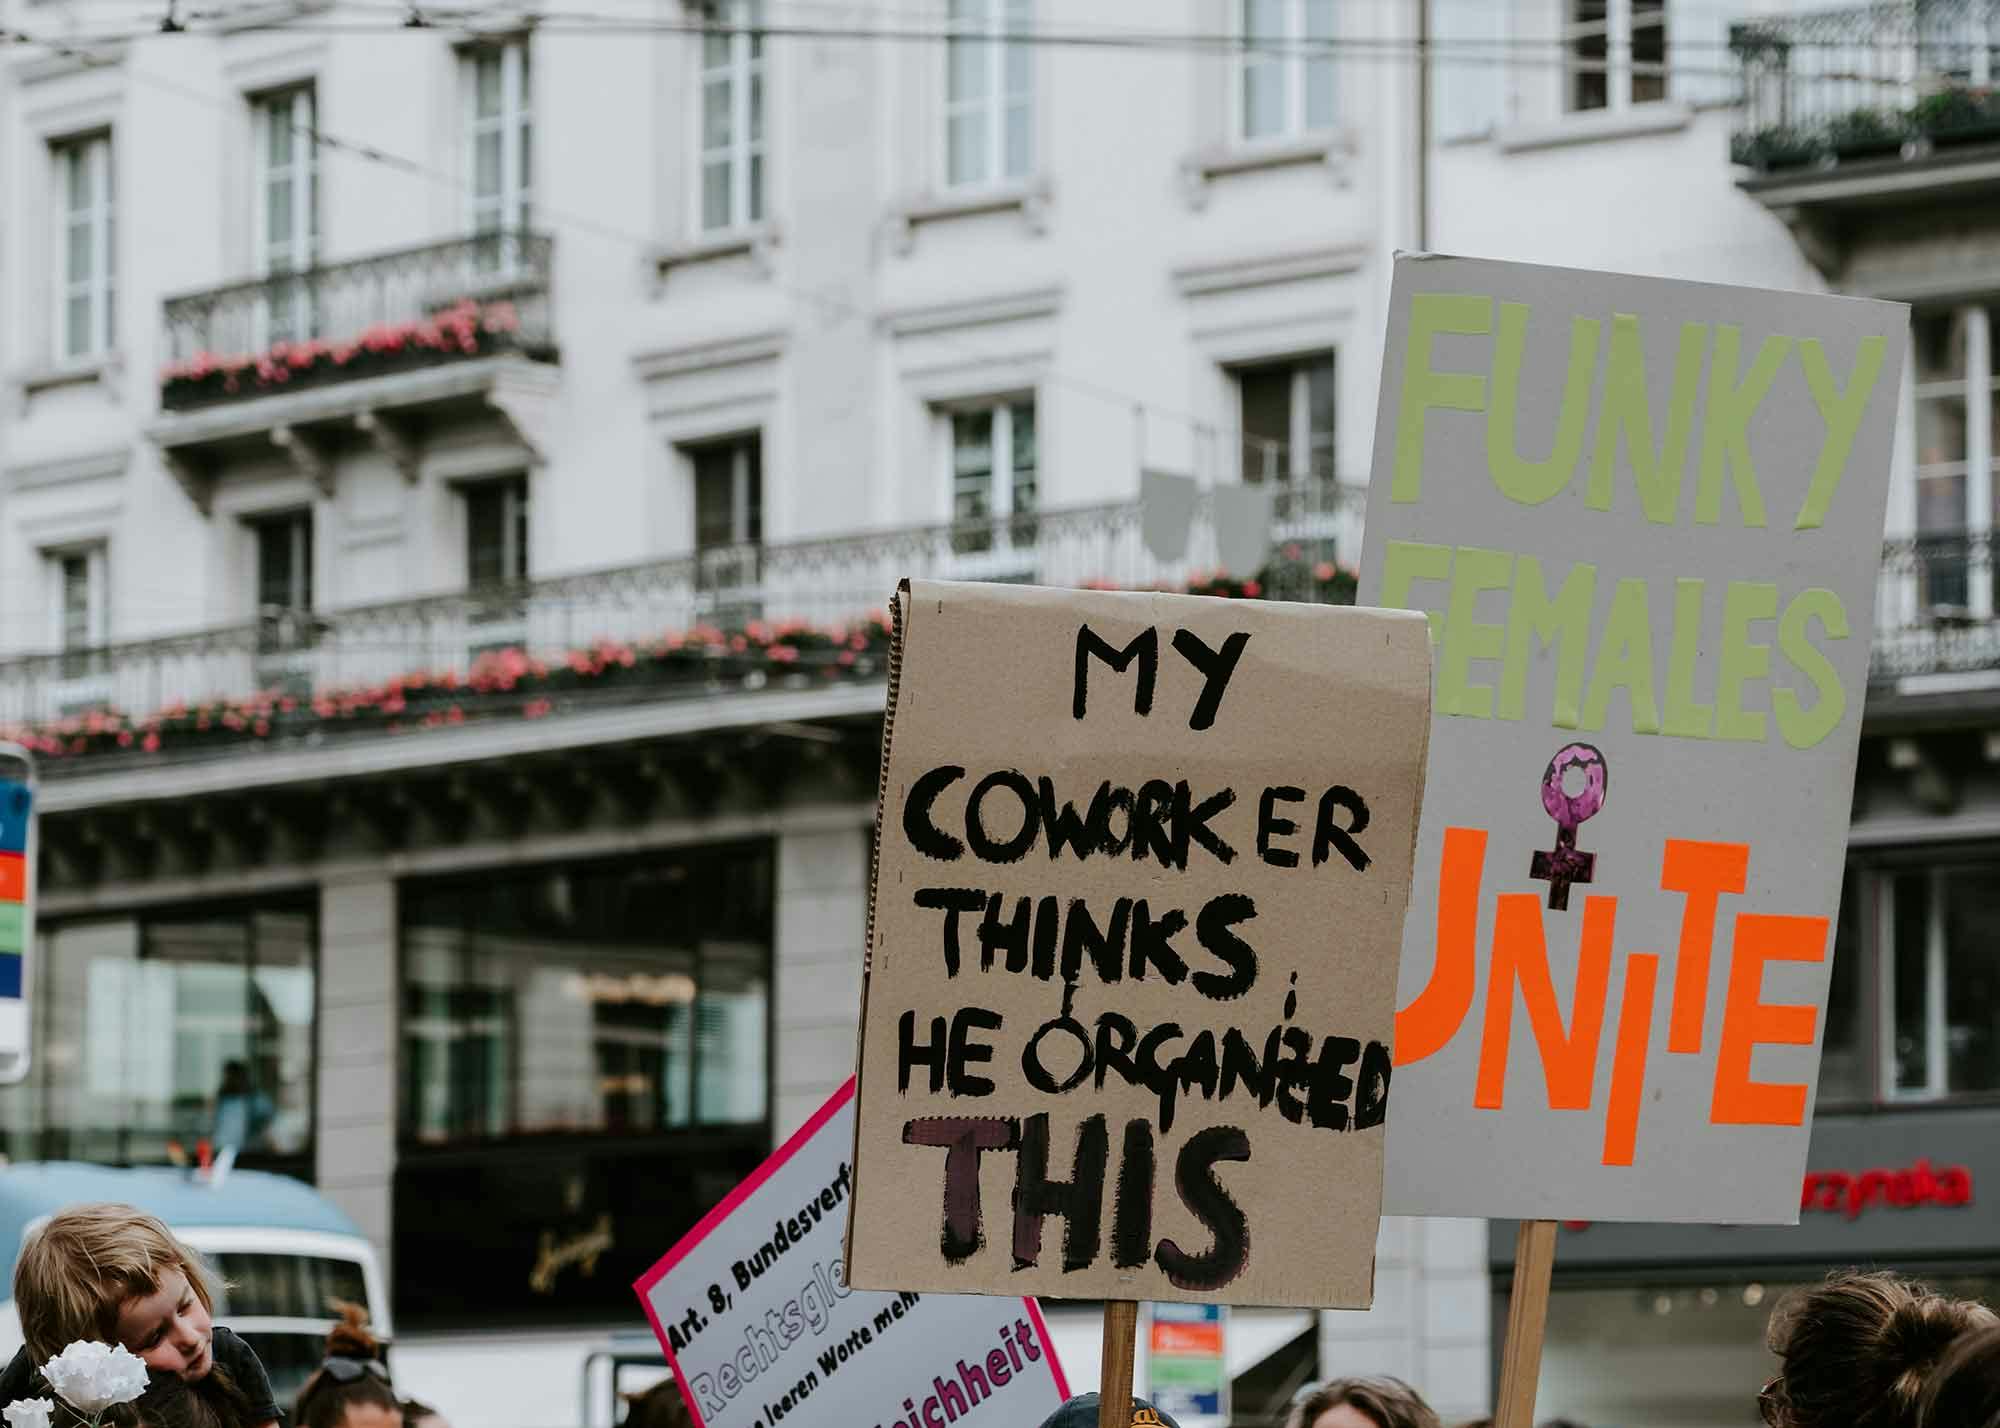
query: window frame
[
  {"left": 1233, "top": 0, "right": 1336, "bottom": 145},
  {"left": 464, "top": 476, "right": 530, "bottom": 590},
  {"left": 52, "top": 132, "right": 115, "bottom": 364},
  {"left": 943, "top": 394, "right": 1039, "bottom": 575},
  {"left": 1562, "top": 0, "right": 1668, "bottom": 115},
  {"left": 1234, "top": 350, "right": 1336, "bottom": 485},
  {"left": 464, "top": 38, "right": 532, "bottom": 240},
  {"left": 46, "top": 543, "right": 107, "bottom": 654},
  {"left": 1818, "top": 852, "right": 2000, "bottom": 1111},
  {"left": 251, "top": 86, "right": 319, "bottom": 345},
  {"left": 3, "top": 899, "right": 320, "bottom": 1181},
  {"left": 943, "top": 0, "right": 1033, "bottom": 190},
  {"left": 250, "top": 508, "right": 315, "bottom": 615},
  {"left": 394, "top": 842, "right": 778, "bottom": 1152},
  {"left": 691, "top": 434, "right": 764, "bottom": 551},
  {"left": 696, "top": 0, "right": 767, "bottom": 234}
]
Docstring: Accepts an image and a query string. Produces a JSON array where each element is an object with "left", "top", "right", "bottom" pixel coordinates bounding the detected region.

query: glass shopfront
[
  {"left": 0, "top": 900, "right": 317, "bottom": 1178},
  {"left": 1494, "top": 1107, "right": 2000, "bottom": 1428},
  {"left": 392, "top": 841, "right": 774, "bottom": 1327}
]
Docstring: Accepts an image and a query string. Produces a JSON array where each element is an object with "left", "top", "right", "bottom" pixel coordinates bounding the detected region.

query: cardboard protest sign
[
  {"left": 845, "top": 579, "right": 1432, "bottom": 1306},
  {"left": 635, "top": 1079, "right": 1070, "bottom": 1428},
  {"left": 1360, "top": 254, "right": 1907, "bottom": 1223}
]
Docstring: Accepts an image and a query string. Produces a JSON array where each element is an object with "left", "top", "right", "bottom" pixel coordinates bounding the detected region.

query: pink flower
[
  {"left": 1314, "top": 561, "right": 1336, "bottom": 582},
  {"left": 1243, "top": 579, "right": 1262, "bottom": 598},
  {"left": 142, "top": 731, "right": 161, "bottom": 753}
]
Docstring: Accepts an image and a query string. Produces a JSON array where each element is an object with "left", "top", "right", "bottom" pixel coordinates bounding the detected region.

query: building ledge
[
  {"left": 886, "top": 178, "right": 1051, "bottom": 256},
  {"left": 36, "top": 678, "right": 889, "bottom": 812},
  {"left": 649, "top": 224, "right": 780, "bottom": 294},
  {"left": 145, "top": 354, "right": 558, "bottom": 514},
  {"left": 12, "top": 352, "right": 123, "bottom": 415},
  {"left": 1498, "top": 101, "right": 1693, "bottom": 155},
  {"left": 1178, "top": 131, "right": 1358, "bottom": 209},
  {"left": 1739, "top": 141, "right": 2000, "bottom": 214}
]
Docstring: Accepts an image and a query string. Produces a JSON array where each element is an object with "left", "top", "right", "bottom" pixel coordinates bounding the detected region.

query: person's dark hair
[
  {"left": 1765, "top": 1270, "right": 1996, "bottom": 1428},
  {"left": 1286, "top": 1378, "right": 1442, "bottom": 1428},
  {"left": 1917, "top": 1324, "right": 2000, "bottom": 1428},
  {"left": 399, "top": 1400, "right": 443, "bottom": 1428},
  {"left": 621, "top": 1379, "right": 692, "bottom": 1428},
  {"left": 294, "top": 1303, "right": 400, "bottom": 1428}
]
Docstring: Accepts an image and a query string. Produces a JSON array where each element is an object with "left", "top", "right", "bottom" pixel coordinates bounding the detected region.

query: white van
[{"left": 0, "top": 1162, "right": 390, "bottom": 1406}]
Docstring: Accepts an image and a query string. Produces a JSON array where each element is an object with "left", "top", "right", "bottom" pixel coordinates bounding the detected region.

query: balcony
[
  {"left": 151, "top": 234, "right": 557, "bottom": 510},
  {"left": 0, "top": 480, "right": 1362, "bottom": 772},
  {"left": 1731, "top": 0, "right": 2000, "bottom": 278}
]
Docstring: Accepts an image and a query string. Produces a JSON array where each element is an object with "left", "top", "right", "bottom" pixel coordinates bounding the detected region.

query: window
[
  {"left": 254, "top": 511, "right": 314, "bottom": 614},
  {"left": 0, "top": 904, "right": 316, "bottom": 1176},
  {"left": 253, "top": 88, "right": 318, "bottom": 343},
  {"left": 1238, "top": 352, "right": 1334, "bottom": 484},
  {"left": 699, "top": 0, "right": 766, "bottom": 232},
  {"left": 1813, "top": 857, "right": 2000, "bottom": 1106},
  {"left": 466, "top": 41, "right": 531, "bottom": 265},
  {"left": 54, "top": 134, "right": 115, "bottom": 362},
  {"left": 1887, "top": 865, "right": 2000, "bottom": 1098},
  {"left": 1565, "top": 0, "right": 1666, "bottom": 113},
  {"left": 950, "top": 398, "right": 1037, "bottom": 556},
  {"left": 1238, "top": 0, "right": 1334, "bottom": 142},
  {"left": 466, "top": 477, "right": 529, "bottom": 589},
  {"left": 1911, "top": 307, "right": 2000, "bottom": 611},
  {"left": 692, "top": 436, "right": 763, "bottom": 619},
  {"left": 250, "top": 512, "right": 315, "bottom": 671},
  {"left": 47, "top": 546, "right": 106, "bottom": 674},
  {"left": 400, "top": 846, "right": 772, "bottom": 1146},
  {"left": 946, "top": 0, "right": 1032, "bottom": 188}
]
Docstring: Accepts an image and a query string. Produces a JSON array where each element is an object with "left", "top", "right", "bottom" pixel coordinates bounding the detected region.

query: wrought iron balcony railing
[
  {"left": 159, "top": 232, "right": 556, "bottom": 412},
  {"left": 1874, "top": 532, "right": 2000, "bottom": 679},
  {"left": 0, "top": 479, "right": 1363, "bottom": 760},
  {"left": 1732, "top": 0, "right": 2000, "bottom": 173},
  {"left": 9, "top": 483, "right": 1991, "bottom": 766}
]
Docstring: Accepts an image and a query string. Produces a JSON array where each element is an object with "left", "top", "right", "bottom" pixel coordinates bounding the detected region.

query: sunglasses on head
[{"left": 320, "top": 1356, "right": 391, "bottom": 1384}]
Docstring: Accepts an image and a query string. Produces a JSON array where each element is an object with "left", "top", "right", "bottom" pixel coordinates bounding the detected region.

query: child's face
[{"left": 113, "top": 1268, "right": 214, "bottom": 1380}]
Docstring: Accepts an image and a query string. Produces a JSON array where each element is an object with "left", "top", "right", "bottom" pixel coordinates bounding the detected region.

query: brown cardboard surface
[{"left": 844, "top": 579, "right": 1432, "bottom": 1307}]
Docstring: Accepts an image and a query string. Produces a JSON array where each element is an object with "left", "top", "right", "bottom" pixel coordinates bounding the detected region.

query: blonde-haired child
[{"left": 0, "top": 1203, "right": 280, "bottom": 1428}]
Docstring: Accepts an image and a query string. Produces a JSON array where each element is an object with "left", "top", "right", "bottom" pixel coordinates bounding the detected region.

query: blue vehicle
[{"left": 0, "top": 1162, "right": 390, "bottom": 1404}]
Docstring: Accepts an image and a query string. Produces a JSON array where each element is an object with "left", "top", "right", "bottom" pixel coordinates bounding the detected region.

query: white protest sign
[
  {"left": 1360, "top": 253, "right": 1907, "bottom": 1223},
  {"left": 635, "top": 1079, "right": 1071, "bottom": 1428}
]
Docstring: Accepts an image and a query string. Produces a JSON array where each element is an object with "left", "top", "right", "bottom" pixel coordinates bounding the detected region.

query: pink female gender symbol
[{"left": 1530, "top": 742, "right": 1608, "bottom": 912}]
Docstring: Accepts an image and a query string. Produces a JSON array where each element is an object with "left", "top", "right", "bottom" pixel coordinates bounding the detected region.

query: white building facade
[{"left": 1, "top": 0, "right": 1996, "bottom": 1423}]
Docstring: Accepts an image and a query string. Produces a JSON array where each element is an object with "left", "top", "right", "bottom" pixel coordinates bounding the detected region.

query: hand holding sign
[{"left": 845, "top": 580, "right": 1433, "bottom": 1308}]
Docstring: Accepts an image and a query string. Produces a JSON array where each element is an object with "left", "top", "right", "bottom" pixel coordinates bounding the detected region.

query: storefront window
[
  {"left": 1888, "top": 865, "right": 2000, "bottom": 1099},
  {"left": 400, "top": 845, "right": 770, "bottom": 1144},
  {"left": 0, "top": 903, "right": 316, "bottom": 1174},
  {"left": 395, "top": 843, "right": 773, "bottom": 1326},
  {"left": 1817, "top": 873, "right": 1868, "bottom": 1105},
  {"left": 1537, "top": 1274, "right": 2000, "bottom": 1427}
]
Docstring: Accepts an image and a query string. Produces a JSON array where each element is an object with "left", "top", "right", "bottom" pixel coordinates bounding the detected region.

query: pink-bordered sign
[{"left": 635, "top": 1078, "right": 1070, "bottom": 1428}]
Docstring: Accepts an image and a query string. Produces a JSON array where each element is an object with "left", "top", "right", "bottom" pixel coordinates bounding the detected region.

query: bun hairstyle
[
  {"left": 1766, "top": 1271, "right": 1997, "bottom": 1428},
  {"left": 294, "top": 1303, "right": 400, "bottom": 1428},
  {"left": 1918, "top": 1324, "right": 2000, "bottom": 1428}
]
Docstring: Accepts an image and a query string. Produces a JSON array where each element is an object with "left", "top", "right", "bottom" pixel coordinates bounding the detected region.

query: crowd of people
[
  {"left": 1033, "top": 1269, "right": 2000, "bottom": 1428},
  {"left": 2, "top": 1202, "right": 1999, "bottom": 1428}
]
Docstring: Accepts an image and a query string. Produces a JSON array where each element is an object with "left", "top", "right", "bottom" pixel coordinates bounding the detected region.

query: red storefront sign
[
  {"left": 1560, "top": 1158, "right": 1974, "bottom": 1231},
  {"left": 1800, "top": 1159, "right": 1973, "bottom": 1219}
]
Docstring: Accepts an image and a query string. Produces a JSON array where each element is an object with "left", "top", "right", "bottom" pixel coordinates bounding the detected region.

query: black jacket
[{"left": 0, "top": 1325, "right": 281, "bottom": 1423}]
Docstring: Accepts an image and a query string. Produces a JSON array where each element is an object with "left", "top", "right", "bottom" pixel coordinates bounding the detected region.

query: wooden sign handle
[
  {"left": 1494, "top": 1220, "right": 1558, "bottom": 1428},
  {"left": 1099, "top": 1299, "right": 1140, "bottom": 1428}
]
